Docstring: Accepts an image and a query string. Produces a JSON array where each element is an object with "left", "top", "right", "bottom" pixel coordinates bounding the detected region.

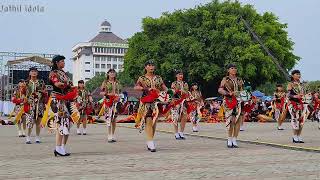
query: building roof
[
  {"left": 89, "top": 32, "right": 127, "bottom": 44},
  {"left": 6, "top": 56, "right": 52, "bottom": 66},
  {"left": 101, "top": 20, "right": 111, "bottom": 26}
]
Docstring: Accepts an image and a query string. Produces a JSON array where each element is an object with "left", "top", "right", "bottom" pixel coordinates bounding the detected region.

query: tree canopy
[
  {"left": 124, "top": 0, "right": 300, "bottom": 96},
  {"left": 85, "top": 71, "right": 134, "bottom": 92}
]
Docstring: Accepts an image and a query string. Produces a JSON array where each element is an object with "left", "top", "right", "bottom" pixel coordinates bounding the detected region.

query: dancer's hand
[
  {"left": 228, "top": 92, "right": 234, "bottom": 96},
  {"left": 149, "top": 88, "right": 160, "bottom": 93}
]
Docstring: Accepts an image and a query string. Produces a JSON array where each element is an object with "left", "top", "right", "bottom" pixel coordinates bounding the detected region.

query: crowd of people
[{"left": 7, "top": 55, "right": 319, "bottom": 156}]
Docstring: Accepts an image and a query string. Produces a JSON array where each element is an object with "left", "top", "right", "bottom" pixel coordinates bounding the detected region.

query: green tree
[
  {"left": 124, "top": 0, "right": 300, "bottom": 97},
  {"left": 256, "top": 82, "right": 277, "bottom": 96},
  {"left": 118, "top": 71, "right": 135, "bottom": 86},
  {"left": 85, "top": 73, "right": 105, "bottom": 92},
  {"left": 306, "top": 81, "right": 320, "bottom": 92},
  {"left": 85, "top": 71, "right": 134, "bottom": 92}
]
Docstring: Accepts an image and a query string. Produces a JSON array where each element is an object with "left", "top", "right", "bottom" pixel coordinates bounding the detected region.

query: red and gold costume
[
  {"left": 76, "top": 88, "right": 90, "bottom": 116},
  {"left": 99, "top": 80, "right": 121, "bottom": 127},
  {"left": 186, "top": 89, "right": 203, "bottom": 124},
  {"left": 25, "top": 79, "right": 47, "bottom": 128},
  {"left": 41, "top": 69, "right": 78, "bottom": 135},
  {"left": 11, "top": 86, "right": 27, "bottom": 124},
  {"left": 219, "top": 76, "right": 244, "bottom": 128},
  {"left": 170, "top": 81, "right": 189, "bottom": 125},
  {"left": 272, "top": 90, "right": 287, "bottom": 122},
  {"left": 287, "top": 81, "right": 308, "bottom": 130},
  {"left": 135, "top": 75, "right": 166, "bottom": 132}
]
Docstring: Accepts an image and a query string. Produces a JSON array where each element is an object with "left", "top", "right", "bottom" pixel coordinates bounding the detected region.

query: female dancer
[
  {"left": 12, "top": 79, "right": 27, "bottom": 137},
  {"left": 186, "top": 83, "right": 203, "bottom": 132},
  {"left": 49, "top": 55, "right": 77, "bottom": 156},
  {"left": 171, "top": 70, "right": 189, "bottom": 139},
  {"left": 287, "top": 70, "right": 306, "bottom": 143},
  {"left": 272, "top": 84, "right": 287, "bottom": 130},
  {"left": 134, "top": 60, "right": 168, "bottom": 152},
  {"left": 218, "top": 64, "right": 244, "bottom": 148},
  {"left": 76, "top": 80, "right": 89, "bottom": 135},
  {"left": 25, "top": 67, "right": 47, "bottom": 144},
  {"left": 100, "top": 69, "right": 121, "bottom": 143}
]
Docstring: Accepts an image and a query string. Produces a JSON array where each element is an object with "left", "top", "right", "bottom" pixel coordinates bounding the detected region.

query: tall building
[{"left": 72, "top": 20, "right": 128, "bottom": 84}]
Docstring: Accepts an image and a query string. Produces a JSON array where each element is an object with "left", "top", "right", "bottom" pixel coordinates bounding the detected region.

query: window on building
[
  {"left": 85, "top": 62, "right": 90, "bottom": 64},
  {"left": 112, "top": 48, "right": 115, "bottom": 54},
  {"left": 85, "top": 78, "right": 90, "bottom": 80},
  {"left": 101, "top": 64, "right": 106, "bottom": 69},
  {"left": 101, "top": 56, "right": 106, "bottom": 61},
  {"left": 107, "top": 64, "right": 111, "bottom": 69},
  {"left": 107, "top": 56, "right": 111, "bottom": 62},
  {"left": 85, "top": 70, "right": 90, "bottom": 72},
  {"left": 113, "top": 64, "right": 117, "bottom": 69},
  {"left": 95, "top": 64, "right": 100, "bottom": 68},
  {"left": 118, "top": 64, "right": 123, "bottom": 69}
]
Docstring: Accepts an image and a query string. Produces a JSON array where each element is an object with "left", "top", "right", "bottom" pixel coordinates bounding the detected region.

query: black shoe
[
  {"left": 26, "top": 141, "right": 32, "bottom": 144},
  {"left": 299, "top": 140, "right": 305, "bottom": 143},
  {"left": 232, "top": 144, "right": 239, "bottom": 148},
  {"left": 150, "top": 149, "right": 156, "bottom": 152},
  {"left": 147, "top": 145, "right": 156, "bottom": 152},
  {"left": 65, "top": 152, "right": 71, "bottom": 156},
  {"left": 179, "top": 133, "right": 186, "bottom": 140},
  {"left": 21, "top": 135, "right": 26, "bottom": 137},
  {"left": 54, "top": 150, "right": 67, "bottom": 157},
  {"left": 292, "top": 138, "right": 299, "bottom": 143},
  {"left": 108, "top": 139, "right": 113, "bottom": 143},
  {"left": 277, "top": 127, "right": 284, "bottom": 130},
  {"left": 111, "top": 139, "right": 117, "bottom": 142},
  {"left": 18, "top": 135, "right": 23, "bottom": 138},
  {"left": 35, "top": 140, "right": 41, "bottom": 144},
  {"left": 175, "top": 136, "right": 181, "bottom": 140}
]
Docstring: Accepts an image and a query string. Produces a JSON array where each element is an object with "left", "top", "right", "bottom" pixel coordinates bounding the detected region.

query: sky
[{"left": 0, "top": 0, "right": 319, "bottom": 80}]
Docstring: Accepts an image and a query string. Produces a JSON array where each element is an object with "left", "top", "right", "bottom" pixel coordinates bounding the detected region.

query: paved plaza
[{"left": 1, "top": 118, "right": 320, "bottom": 179}]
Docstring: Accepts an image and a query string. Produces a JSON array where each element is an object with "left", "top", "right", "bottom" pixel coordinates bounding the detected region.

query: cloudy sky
[{"left": 0, "top": 0, "right": 319, "bottom": 80}]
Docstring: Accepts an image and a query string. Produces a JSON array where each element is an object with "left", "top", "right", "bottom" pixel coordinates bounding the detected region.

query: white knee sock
[{"left": 227, "top": 137, "right": 232, "bottom": 146}]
